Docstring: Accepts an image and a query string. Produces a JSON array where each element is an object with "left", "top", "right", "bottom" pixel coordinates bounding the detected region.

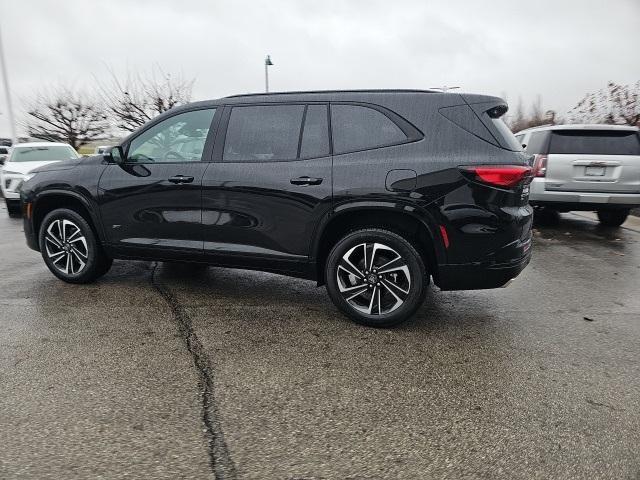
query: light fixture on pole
[
  {"left": 264, "top": 55, "right": 273, "bottom": 93},
  {"left": 0, "top": 24, "right": 17, "bottom": 145}
]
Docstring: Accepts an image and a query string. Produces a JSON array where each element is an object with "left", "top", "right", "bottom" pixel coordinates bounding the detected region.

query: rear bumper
[
  {"left": 435, "top": 250, "right": 531, "bottom": 291},
  {"left": 529, "top": 179, "right": 640, "bottom": 208}
]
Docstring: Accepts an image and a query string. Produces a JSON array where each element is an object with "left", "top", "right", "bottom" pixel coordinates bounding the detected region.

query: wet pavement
[{"left": 0, "top": 205, "right": 639, "bottom": 479}]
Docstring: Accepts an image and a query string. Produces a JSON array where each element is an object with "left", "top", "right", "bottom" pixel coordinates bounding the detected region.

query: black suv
[{"left": 21, "top": 90, "right": 533, "bottom": 327}]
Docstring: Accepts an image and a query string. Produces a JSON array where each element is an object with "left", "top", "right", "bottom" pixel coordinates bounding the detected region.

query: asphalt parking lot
[{"left": 0, "top": 206, "right": 639, "bottom": 480}]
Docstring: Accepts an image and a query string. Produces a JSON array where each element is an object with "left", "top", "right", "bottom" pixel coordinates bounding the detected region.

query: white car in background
[
  {"left": 515, "top": 124, "right": 640, "bottom": 226},
  {"left": 0, "top": 146, "right": 10, "bottom": 165},
  {"left": 1, "top": 142, "right": 79, "bottom": 216}
]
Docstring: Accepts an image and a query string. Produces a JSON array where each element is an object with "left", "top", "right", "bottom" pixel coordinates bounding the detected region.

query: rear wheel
[
  {"left": 597, "top": 209, "right": 629, "bottom": 227},
  {"left": 325, "top": 228, "right": 427, "bottom": 327},
  {"left": 39, "top": 208, "right": 112, "bottom": 283}
]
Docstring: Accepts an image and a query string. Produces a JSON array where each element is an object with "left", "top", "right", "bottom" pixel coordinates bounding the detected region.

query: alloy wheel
[
  {"left": 44, "top": 219, "right": 89, "bottom": 275},
  {"left": 336, "top": 242, "right": 411, "bottom": 315}
]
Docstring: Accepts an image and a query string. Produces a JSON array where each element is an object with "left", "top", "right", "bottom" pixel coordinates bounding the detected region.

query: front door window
[{"left": 127, "top": 109, "right": 216, "bottom": 163}]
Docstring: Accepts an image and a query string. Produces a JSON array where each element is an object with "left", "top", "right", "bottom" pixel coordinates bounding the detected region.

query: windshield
[{"left": 9, "top": 146, "right": 78, "bottom": 162}]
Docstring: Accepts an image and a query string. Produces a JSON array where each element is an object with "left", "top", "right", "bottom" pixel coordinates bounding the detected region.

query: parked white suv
[
  {"left": 1, "top": 142, "right": 79, "bottom": 216},
  {"left": 515, "top": 124, "right": 640, "bottom": 226}
]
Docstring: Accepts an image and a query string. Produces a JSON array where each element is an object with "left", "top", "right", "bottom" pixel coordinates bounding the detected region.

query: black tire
[
  {"left": 533, "top": 206, "right": 560, "bottom": 226},
  {"left": 597, "top": 209, "right": 629, "bottom": 227},
  {"left": 5, "top": 199, "right": 21, "bottom": 217},
  {"left": 39, "top": 208, "right": 112, "bottom": 283},
  {"left": 325, "top": 228, "right": 427, "bottom": 327}
]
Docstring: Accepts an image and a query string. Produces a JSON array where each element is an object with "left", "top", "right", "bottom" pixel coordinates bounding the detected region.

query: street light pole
[
  {"left": 264, "top": 55, "right": 273, "bottom": 93},
  {"left": 0, "top": 23, "right": 17, "bottom": 145}
]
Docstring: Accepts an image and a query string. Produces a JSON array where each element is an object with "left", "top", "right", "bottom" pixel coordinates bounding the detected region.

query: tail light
[
  {"left": 532, "top": 154, "right": 547, "bottom": 177},
  {"left": 459, "top": 165, "right": 532, "bottom": 188}
]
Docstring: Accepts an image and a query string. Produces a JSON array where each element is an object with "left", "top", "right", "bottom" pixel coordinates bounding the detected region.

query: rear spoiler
[{"left": 439, "top": 95, "right": 519, "bottom": 151}]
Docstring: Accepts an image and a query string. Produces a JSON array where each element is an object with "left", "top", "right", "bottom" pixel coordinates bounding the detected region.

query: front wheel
[
  {"left": 39, "top": 208, "right": 113, "bottom": 283},
  {"left": 597, "top": 209, "right": 629, "bottom": 227},
  {"left": 325, "top": 229, "right": 427, "bottom": 327}
]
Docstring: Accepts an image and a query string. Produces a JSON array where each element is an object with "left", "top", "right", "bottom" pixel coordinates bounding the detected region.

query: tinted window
[
  {"left": 549, "top": 130, "right": 640, "bottom": 155},
  {"left": 128, "top": 109, "right": 215, "bottom": 163},
  {"left": 331, "top": 105, "right": 406, "bottom": 154},
  {"left": 224, "top": 105, "right": 304, "bottom": 162},
  {"left": 525, "top": 132, "right": 549, "bottom": 154},
  {"left": 10, "top": 145, "right": 78, "bottom": 162},
  {"left": 300, "top": 105, "right": 329, "bottom": 158}
]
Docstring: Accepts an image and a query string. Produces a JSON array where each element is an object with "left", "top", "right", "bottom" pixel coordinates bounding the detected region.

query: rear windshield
[{"left": 549, "top": 130, "right": 640, "bottom": 155}]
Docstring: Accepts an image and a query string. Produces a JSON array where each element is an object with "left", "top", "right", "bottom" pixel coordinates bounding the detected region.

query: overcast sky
[{"left": 0, "top": 0, "right": 638, "bottom": 137}]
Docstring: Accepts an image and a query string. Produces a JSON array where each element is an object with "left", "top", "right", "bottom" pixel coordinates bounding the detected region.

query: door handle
[
  {"left": 168, "top": 175, "right": 194, "bottom": 184},
  {"left": 290, "top": 176, "right": 323, "bottom": 186}
]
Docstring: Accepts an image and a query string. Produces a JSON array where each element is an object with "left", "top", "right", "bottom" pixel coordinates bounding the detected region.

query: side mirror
[{"left": 109, "top": 146, "right": 125, "bottom": 164}]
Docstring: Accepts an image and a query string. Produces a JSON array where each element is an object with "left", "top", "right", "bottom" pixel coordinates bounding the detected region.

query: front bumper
[
  {"left": 1, "top": 173, "right": 24, "bottom": 200},
  {"left": 435, "top": 250, "right": 531, "bottom": 291},
  {"left": 529, "top": 179, "right": 640, "bottom": 207}
]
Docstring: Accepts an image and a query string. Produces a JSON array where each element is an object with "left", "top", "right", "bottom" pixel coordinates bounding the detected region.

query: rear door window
[
  {"left": 331, "top": 104, "right": 407, "bottom": 154},
  {"left": 549, "top": 130, "right": 640, "bottom": 155},
  {"left": 223, "top": 105, "right": 305, "bottom": 161},
  {"left": 300, "top": 105, "right": 330, "bottom": 158}
]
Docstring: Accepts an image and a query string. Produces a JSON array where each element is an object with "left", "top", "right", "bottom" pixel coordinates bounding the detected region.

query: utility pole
[
  {"left": 264, "top": 55, "right": 273, "bottom": 93},
  {"left": 0, "top": 23, "right": 17, "bottom": 145}
]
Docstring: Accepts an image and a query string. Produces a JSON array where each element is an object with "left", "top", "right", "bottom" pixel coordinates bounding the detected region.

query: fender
[
  {"left": 309, "top": 199, "right": 447, "bottom": 266},
  {"left": 32, "top": 189, "right": 108, "bottom": 244}
]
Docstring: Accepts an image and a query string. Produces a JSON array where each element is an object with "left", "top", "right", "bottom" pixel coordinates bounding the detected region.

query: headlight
[
  {"left": 1, "top": 170, "right": 21, "bottom": 176},
  {"left": 23, "top": 172, "right": 38, "bottom": 182}
]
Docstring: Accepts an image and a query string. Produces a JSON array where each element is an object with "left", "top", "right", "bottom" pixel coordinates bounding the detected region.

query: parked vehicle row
[
  {"left": 1, "top": 142, "right": 80, "bottom": 216},
  {"left": 515, "top": 124, "right": 640, "bottom": 226},
  {"left": 9, "top": 91, "right": 639, "bottom": 326},
  {"left": 19, "top": 89, "right": 533, "bottom": 326}
]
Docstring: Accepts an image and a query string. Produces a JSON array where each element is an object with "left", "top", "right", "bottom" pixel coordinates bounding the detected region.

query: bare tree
[
  {"left": 99, "top": 66, "right": 194, "bottom": 133},
  {"left": 508, "top": 95, "right": 556, "bottom": 132},
  {"left": 569, "top": 81, "right": 640, "bottom": 126},
  {"left": 24, "top": 87, "right": 110, "bottom": 149}
]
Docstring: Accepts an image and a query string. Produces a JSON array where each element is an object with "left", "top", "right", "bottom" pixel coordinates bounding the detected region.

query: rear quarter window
[
  {"left": 331, "top": 104, "right": 407, "bottom": 155},
  {"left": 549, "top": 130, "right": 640, "bottom": 155}
]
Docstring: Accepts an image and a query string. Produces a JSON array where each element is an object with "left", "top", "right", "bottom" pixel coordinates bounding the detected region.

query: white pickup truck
[{"left": 515, "top": 124, "right": 640, "bottom": 226}]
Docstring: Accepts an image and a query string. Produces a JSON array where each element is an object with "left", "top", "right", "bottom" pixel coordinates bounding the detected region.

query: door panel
[
  {"left": 97, "top": 107, "right": 218, "bottom": 259},
  {"left": 201, "top": 158, "right": 332, "bottom": 267},
  {"left": 98, "top": 162, "right": 208, "bottom": 258}
]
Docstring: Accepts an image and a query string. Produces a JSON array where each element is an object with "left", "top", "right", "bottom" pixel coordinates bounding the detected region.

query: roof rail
[{"left": 224, "top": 89, "right": 442, "bottom": 99}]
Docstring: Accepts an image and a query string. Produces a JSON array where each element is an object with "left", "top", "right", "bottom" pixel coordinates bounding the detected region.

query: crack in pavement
[{"left": 150, "top": 262, "right": 237, "bottom": 479}]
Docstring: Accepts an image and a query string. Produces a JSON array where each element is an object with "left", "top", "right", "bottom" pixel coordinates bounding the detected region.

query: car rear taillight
[
  {"left": 532, "top": 154, "right": 547, "bottom": 177},
  {"left": 459, "top": 165, "right": 532, "bottom": 188}
]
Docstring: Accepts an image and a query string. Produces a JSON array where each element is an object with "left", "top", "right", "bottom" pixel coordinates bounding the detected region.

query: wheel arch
[
  {"left": 312, "top": 204, "right": 443, "bottom": 286},
  {"left": 32, "top": 191, "right": 105, "bottom": 249}
]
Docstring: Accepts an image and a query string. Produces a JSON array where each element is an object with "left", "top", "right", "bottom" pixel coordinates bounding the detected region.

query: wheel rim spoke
[
  {"left": 337, "top": 241, "right": 412, "bottom": 316},
  {"left": 44, "top": 218, "right": 88, "bottom": 276}
]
